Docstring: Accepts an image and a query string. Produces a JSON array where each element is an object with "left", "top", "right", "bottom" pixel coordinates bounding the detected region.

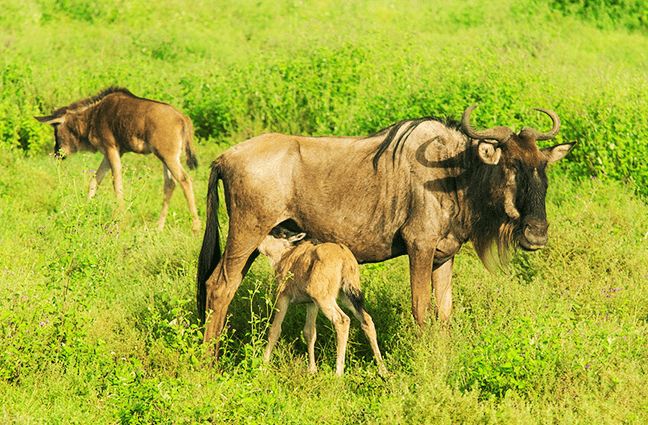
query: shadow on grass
[
  {"left": 219, "top": 265, "right": 410, "bottom": 368},
  {"left": 130, "top": 258, "right": 411, "bottom": 372}
]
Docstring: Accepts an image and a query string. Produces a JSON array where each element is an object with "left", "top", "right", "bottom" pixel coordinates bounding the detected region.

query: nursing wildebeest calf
[
  {"left": 258, "top": 228, "right": 387, "bottom": 376},
  {"left": 197, "top": 104, "right": 575, "bottom": 355},
  {"left": 35, "top": 87, "right": 201, "bottom": 232}
]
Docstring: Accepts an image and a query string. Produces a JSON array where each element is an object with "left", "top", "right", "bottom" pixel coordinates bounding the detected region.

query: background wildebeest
[
  {"left": 35, "top": 87, "right": 201, "bottom": 232},
  {"left": 197, "top": 104, "right": 575, "bottom": 355}
]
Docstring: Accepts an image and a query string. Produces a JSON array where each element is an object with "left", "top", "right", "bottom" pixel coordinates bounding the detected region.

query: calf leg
[
  {"left": 341, "top": 297, "right": 387, "bottom": 376},
  {"left": 303, "top": 303, "right": 319, "bottom": 373},
  {"left": 164, "top": 159, "right": 200, "bottom": 233},
  {"left": 105, "top": 148, "right": 124, "bottom": 210},
  {"left": 318, "top": 301, "right": 350, "bottom": 376},
  {"left": 88, "top": 156, "right": 110, "bottom": 199},
  {"left": 263, "top": 293, "right": 290, "bottom": 363},
  {"left": 157, "top": 165, "right": 176, "bottom": 230}
]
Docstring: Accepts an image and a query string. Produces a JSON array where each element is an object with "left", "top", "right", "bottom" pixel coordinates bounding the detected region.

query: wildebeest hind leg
[
  {"left": 105, "top": 148, "right": 125, "bottom": 211},
  {"left": 203, "top": 225, "right": 267, "bottom": 355},
  {"left": 318, "top": 301, "right": 350, "bottom": 376},
  {"left": 304, "top": 303, "right": 319, "bottom": 373},
  {"left": 157, "top": 164, "right": 176, "bottom": 230},
  {"left": 340, "top": 296, "right": 387, "bottom": 376},
  {"left": 88, "top": 156, "right": 110, "bottom": 199},
  {"left": 164, "top": 159, "right": 200, "bottom": 233}
]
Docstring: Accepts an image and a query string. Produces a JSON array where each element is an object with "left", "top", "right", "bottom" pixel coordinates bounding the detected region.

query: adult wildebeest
[
  {"left": 197, "top": 104, "right": 575, "bottom": 354},
  {"left": 258, "top": 228, "right": 386, "bottom": 376},
  {"left": 35, "top": 87, "right": 201, "bottom": 232}
]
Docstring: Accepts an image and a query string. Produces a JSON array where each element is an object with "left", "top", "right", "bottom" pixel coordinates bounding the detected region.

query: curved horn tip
[
  {"left": 461, "top": 104, "right": 514, "bottom": 143},
  {"left": 532, "top": 108, "right": 561, "bottom": 140},
  {"left": 461, "top": 104, "right": 478, "bottom": 122}
]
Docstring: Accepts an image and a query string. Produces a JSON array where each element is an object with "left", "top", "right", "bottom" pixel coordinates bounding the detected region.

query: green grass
[
  {"left": 1, "top": 0, "right": 647, "bottom": 423},
  {"left": 1, "top": 144, "right": 646, "bottom": 423}
]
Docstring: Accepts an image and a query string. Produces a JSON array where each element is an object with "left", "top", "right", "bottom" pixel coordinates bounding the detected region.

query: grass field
[{"left": 1, "top": 0, "right": 647, "bottom": 423}]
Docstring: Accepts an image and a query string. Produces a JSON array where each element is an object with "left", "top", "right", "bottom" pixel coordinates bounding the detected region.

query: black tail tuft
[
  {"left": 183, "top": 118, "right": 198, "bottom": 170},
  {"left": 186, "top": 149, "right": 198, "bottom": 170},
  {"left": 344, "top": 286, "right": 365, "bottom": 313},
  {"left": 196, "top": 161, "right": 222, "bottom": 323}
]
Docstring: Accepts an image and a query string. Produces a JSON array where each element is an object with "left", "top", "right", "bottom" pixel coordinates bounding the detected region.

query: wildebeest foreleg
[
  {"left": 433, "top": 258, "right": 454, "bottom": 323},
  {"left": 157, "top": 164, "right": 176, "bottom": 230},
  {"left": 407, "top": 244, "right": 435, "bottom": 327},
  {"left": 263, "top": 293, "right": 291, "bottom": 364},
  {"left": 164, "top": 159, "right": 200, "bottom": 233},
  {"left": 88, "top": 156, "right": 110, "bottom": 199}
]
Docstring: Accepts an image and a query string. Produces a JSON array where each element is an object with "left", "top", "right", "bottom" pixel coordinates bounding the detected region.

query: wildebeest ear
[
  {"left": 542, "top": 142, "right": 575, "bottom": 164},
  {"left": 288, "top": 232, "right": 306, "bottom": 243},
  {"left": 34, "top": 115, "right": 64, "bottom": 125},
  {"left": 477, "top": 142, "right": 502, "bottom": 165}
]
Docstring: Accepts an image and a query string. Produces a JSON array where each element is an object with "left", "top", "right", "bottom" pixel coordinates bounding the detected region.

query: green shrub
[
  {"left": 549, "top": 0, "right": 648, "bottom": 32},
  {"left": 2, "top": 0, "right": 647, "bottom": 196}
]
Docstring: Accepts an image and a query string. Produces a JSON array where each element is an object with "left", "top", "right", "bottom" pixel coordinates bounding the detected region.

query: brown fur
[
  {"left": 258, "top": 232, "right": 387, "bottom": 376},
  {"left": 35, "top": 87, "right": 200, "bottom": 232},
  {"left": 197, "top": 106, "right": 575, "bottom": 355}
]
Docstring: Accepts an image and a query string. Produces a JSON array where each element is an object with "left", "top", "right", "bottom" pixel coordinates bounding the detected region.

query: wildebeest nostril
[
  {"left": 525, "top": 218, "right": 548, "bottom": 234},
  {"left": 524, "top": 222, "right": 548, "bottom": 246}
]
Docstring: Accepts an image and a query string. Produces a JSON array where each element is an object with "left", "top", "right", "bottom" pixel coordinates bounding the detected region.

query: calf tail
[
  {"left": 196, "top": 161, "right": 222, "bottom": 323},
  {"left": 341, "top": 261, "right": 365, "bottom": 313},
  {"left": 183, "top": 118, "right": 198, "bottom": 170}
]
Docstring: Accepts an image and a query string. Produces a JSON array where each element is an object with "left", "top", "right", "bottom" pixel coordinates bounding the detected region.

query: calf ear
[
  {"left": 34, "top": 115, "right": 64, "bottom": 125},
  {"left": 477, "top": 142, "right": 502, "bottom": 165},
  {"left": 542, "top": 142, "right": 575, "bottom": 164},
  {"left": 288, "top": 232, "right": 306, "bottom": 243}
]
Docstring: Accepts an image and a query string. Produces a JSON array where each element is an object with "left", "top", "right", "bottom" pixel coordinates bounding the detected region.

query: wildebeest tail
[
  {"left": 196, "top": 161, "right": 222, "bottom": 323},
  {"left": 183, "top": 119, "right": 198, "bottom": 170},
  {"left": 341, "top": 262, "right": 365, "bottom": 313}
]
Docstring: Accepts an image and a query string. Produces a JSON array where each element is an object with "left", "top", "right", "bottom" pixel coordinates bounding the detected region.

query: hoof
[{"left": 191, "top": 220, "right": 202, "bottom": 234}]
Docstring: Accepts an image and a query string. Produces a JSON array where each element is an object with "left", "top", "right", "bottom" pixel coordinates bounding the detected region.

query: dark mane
[
  {"left": 371, "top": 116, "right": 461, "bottom": 170},
  {"left": 51, "top": 86, "right": 136, "bottom": 117},
  {"left": 465, "top": 153, "right": 519, "bottom": 269}
]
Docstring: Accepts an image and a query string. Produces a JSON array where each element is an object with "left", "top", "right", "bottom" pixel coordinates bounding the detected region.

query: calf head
[
  {"left": 258, "top": 228, "right": 307, "bottom": 267},
  {"left": 461, "top": 104, "right": 575, "bottom": 255},
  {"left": 35, "top": 109, "right": 88, "bottom": 158}
]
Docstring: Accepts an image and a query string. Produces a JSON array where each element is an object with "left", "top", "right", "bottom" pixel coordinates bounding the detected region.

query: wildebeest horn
[
  {"left": 530, "top": 108, "right": 560, "bottom": 140},
  {"left": 461, "top": 104, "right": 514, "bottom": 143}
]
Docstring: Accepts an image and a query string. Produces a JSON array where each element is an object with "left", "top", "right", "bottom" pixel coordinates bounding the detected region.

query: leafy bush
[
  {"left": 549, "top": 0, "right": 648, "bottom": 32},
  {"left": 1, "top": 0, "right": 646, "bottom": 195}
]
